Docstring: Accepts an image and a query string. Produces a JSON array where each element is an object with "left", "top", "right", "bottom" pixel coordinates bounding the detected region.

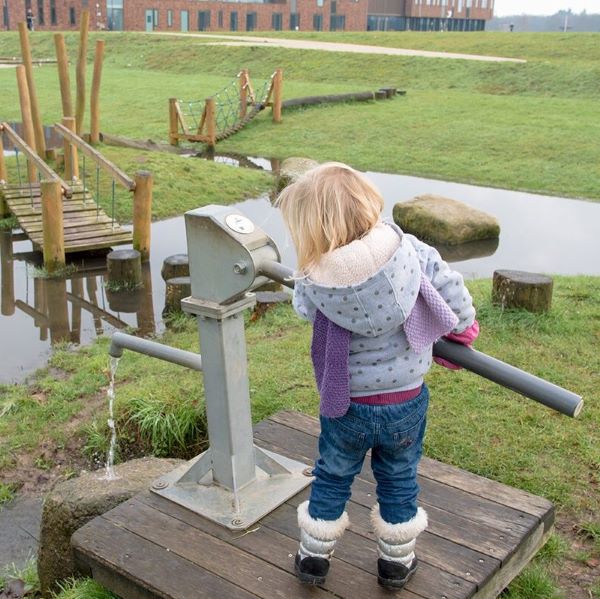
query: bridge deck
[
  {"left": 72, "top": 411, "right": 554, "bottom": 599},
  {"left": 2, "top": 183, "right": 132, "bottom": 253}
]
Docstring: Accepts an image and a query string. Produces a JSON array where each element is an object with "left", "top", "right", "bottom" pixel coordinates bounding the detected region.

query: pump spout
[{"left": 109, "top": 331, "right": 203, "bottom": 372}]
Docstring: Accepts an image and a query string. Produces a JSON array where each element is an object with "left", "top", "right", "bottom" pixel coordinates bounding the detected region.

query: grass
[
  {"left": 52, "top": 577, "right": 119, "bottom": 599},
  {"left": 0, "top": 557, "right": 40, "bottom": 596},
  {"left": 0, "top": 32, "right": 598, "bottom": 202},
  {"left": 0, "top": 482, "right": 17, "bottom": 506}
]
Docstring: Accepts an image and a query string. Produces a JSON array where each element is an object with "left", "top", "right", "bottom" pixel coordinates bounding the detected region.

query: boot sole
[
  {"left": 377, "top": 564, "right": 417, "bottom": 589},
  {"left": 294, "top": 563, "right": 327, "bottom": 585}
]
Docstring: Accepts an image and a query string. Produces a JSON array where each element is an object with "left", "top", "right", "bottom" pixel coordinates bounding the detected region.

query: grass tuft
[
  {"left": 0, "top": 557, "right": 40, "bottom": 596},
  {"left": 52, "top": 577, "right": 119, "bottom": 599},
  {"left": 500, "top": 563, "right": 563, "bottom": 599}
]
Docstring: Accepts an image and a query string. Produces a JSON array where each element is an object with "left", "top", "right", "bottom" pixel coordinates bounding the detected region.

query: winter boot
[
  {"left": 295, "top": 500, "right": 349, "bottom": 585},
  {"left": 371, "top": 504, "right": 428, "bottom": 589}
]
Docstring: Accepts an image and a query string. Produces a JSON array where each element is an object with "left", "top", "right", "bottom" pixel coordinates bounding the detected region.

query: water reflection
[{"left": 0, "top": 231, "right": 156, "bottom": 382}]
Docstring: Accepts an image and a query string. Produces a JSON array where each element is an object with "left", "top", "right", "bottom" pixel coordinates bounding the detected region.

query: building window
[
  {"left": 330, "top": 13, "right": 345, "bottom": 30},
  {"left": 218, "top": 10, "right": 223, "bottom": 27},
  {"left": 106, "top": 0, "right": 123, "bottom": 30},
  {"left": 198, "top": 10, "right": 210, "bottom": 30},
  {"left": 36, "top": 0, "right": 43, "bottom": 24},
  {"left": 317, "top": 0, "right": 323, "bottom": 6},
  {"left": 271, "top": 12, "right": 282, "bottom": 30},
  {"left": 289, "top": 12, "right": 299, "bottom": 29},
  {"left": 2, "top": 0, "right": 9, "bottom": 28},
  {"left": 153, "top": 9, "right": 158, "bottom": 27},
  {"left": 49, "top": 0, "right": 56, "bottom": 24},
  {"left": 167, "top": 9, "right": 172, "bottom": 26},
  {"left": 69, "top": 6, "right": 76, "bottom": 24},
  {"left": 331, "top": 1, "right": 336, "bottom": 13},
  {"left": 246, "top": 11, "right": 256, "bottom": 31},
  {"left": 313, "top": 13, "right": 322, "bottom": 30},
  {"left": 230, "top": 11, "right": 237, "bottom": 31}
]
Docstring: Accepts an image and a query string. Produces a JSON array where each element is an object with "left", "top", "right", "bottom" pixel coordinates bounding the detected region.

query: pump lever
[{"left": 257, "top": 259, "right": 583, "bottom": 418}]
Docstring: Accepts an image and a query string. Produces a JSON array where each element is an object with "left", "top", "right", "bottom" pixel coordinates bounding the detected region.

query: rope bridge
[{"left": 169, "top": 69, "right": 283, "bottom": 148}]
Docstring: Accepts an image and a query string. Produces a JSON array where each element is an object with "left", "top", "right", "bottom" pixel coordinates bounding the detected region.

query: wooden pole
[
  {"left": 0, "top": 232, "right": 15, "bottom": 316},
  {"left": 75, "top": 10, "right": 90, "bottom": 135},
  {"left": 205, "top": 97, "right": 216, "bottom": 148},
  {"left": 239, "top": 69, "right": 248, "bottom": 119},
  {"left": 15, "top": 65, "right": 38, "bottom": 183},
  {"left": 169, "top": 98, "right": 179, "bottom": 146},
  {"left": 90, "top": 39, "right": 105, "bottom": 145},
  {"left": 0, "top": 129, "right": 7, "bottom": 186},
  {"left": 41, "top": 179, "right": 65, "bottom": 273},
  {"left": 133, "top": 171, "right": 152, "bottom": 262},
  {"left": 62, "top": 117, "right": 79, "bottom": 181},
  {"left": 54, "top": 34, "right": 73, "bottom": 118},
  {"left": 18, "top": 22, "right": 46, "bottom": 156},
  {"left": 272, "top": 68, "right": 283, "bottom": 124}
]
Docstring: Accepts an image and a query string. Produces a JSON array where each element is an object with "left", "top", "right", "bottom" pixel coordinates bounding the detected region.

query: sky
[{"left": 494, "top": 0, "right": 599, "bottom": 16}]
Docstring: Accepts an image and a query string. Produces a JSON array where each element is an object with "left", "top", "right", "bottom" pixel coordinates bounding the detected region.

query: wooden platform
[
  {"left": 1, "top": 183, "right": 132, "bottom": 253},
  {"left": 72, "top": 411, "right": 554, "bottom": 599}
]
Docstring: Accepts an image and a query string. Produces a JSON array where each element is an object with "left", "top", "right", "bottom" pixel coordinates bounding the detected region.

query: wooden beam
[
  {"left": 1, "top": 122, "right": 72, "bottom": 196},
  {"left": 169, "top": 98, "right": 179, "bottom": 146},
  {"left": 90, "top": 40, "right": 105, "bottom": 145},
  {"left": 75, "top": 10, "right": 90, "bottom": 135},
  {"left": 41, "top": 179, "right": 65, "bottom": 272},
  {"left": 205, "top": 98, "right": 216, "bottom": 148},
  {"left": 62, "top": 117, "right": 79, "bottom": 181},
  {"left": 54, "top": 123, "right": 136, "bottom": 191},
  {"left": 15, "top": 65, "right": 37, "bottom": 183},
  {"left": 18, "top": 22, "right": 46, "bottom": 156},
  {"left": 54, "top": 34, "right": 73, "bottom": 119},
  {"left": 272, "top": 68, "right": 283, "bottom": 124},
  {"left": 133, "top": 171, "right": 152, "bottom": 262}
]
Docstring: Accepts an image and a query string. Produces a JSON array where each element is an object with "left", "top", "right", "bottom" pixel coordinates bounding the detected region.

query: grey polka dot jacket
[{"left": 293, "top": 226, "right": 476, "bottom": 397}]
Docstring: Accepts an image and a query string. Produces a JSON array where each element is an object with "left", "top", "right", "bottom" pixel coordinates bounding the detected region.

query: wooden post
[
  {"left": 70, "top": 277, "right": 83, "bottom": 343},
  {"left": 46, "top": 278, "right": 70, "bottom": 344},
  {"left": 136, "top": 262, "right": 155, "bottom": 336},
  {"left": 90, "top": 39, "right": 105, "bottom": 145},
  {"left": 205, "top": 97, "right": 216, "bottom": 148},
  {"left": 15, "top": 65, "right": 38, "bottom": 183},
  {"left": 0, "top": 130, "right": 7, "bottom": 210},
  {"left": 272, "top": 68, "right": 283, "bottom": 124},
  {"left": 492, "top": 270, "right": 554, "bottom": 313},
  {"left": 239, "top": 69, "right": 248, "bottom": 119},
  {"left": 40, "top": 179, "right": 65, "bottom": 273},
  {"left": 54, "top": 34, "right": 73, "bottom": 119},
  {"left": 107, "top": 249, "right": 142, "bottom": 288},
  {"left": 133, "top": 171, "right": 152, "bottom": 262},
  {"left": 169, "top": 98, "right": 179, "bottom": 146},
  {"left": 75, "top": 10, "right": 90, "bottom": 135},
  {"left": 18, "top": 22, "right": 46, "bottom": 157},
  {"left": 62, "top": 117, "right": 79, "bottom": 181},
  {"left": 0, "top": 232, "right": 15, "bottom": 316}
]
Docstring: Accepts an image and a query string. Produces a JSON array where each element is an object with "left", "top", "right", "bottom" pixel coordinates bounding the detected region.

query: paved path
[
  {"left": 150, "top": 32, "right": 526, "bottom": 63},
  {"left": 0, "top": 497, "right": 43, "bottom": 569}
]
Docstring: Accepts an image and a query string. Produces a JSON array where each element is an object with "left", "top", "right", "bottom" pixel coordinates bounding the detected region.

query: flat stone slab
[
  {"left": 276, "top": 157, "right": 319, "bottom": 191},
  {"left": 37, "top": 457, "right": 184, "bottom": 595},
  {"left": 393, "top": 194, "right": 500, "bottom": 246}
]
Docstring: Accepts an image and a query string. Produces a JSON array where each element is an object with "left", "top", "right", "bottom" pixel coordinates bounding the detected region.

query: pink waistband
[{"left": 351, "top": 386, "right": 422, "bottom": 406}]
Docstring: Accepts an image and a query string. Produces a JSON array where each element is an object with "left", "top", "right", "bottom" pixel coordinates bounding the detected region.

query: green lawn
[{"left": 0, "top": 32, "right": 599, "bottom": 202}]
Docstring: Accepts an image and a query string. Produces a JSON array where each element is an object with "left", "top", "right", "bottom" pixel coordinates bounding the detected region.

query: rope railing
[{"left": 169, "top": 69, "right": 283, "bottom": 148}]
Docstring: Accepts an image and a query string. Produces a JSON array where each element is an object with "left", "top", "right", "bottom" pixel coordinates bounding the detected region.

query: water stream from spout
[{"left": 102, "top": 356, "right": 121, "bottom": 480}]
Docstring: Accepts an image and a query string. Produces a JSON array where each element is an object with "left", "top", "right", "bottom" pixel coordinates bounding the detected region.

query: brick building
[{"left": 2, "top": 0, "right": 493, "bottom": 33}]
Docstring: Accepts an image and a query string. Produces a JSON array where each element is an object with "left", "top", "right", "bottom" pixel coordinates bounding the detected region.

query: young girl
[{"left": 277, "top": 163, "right": 478, "bottom": 589}]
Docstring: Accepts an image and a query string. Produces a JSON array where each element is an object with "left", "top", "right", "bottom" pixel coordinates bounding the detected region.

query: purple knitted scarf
[{"left": 311, "top": 275, "right": 458, "bottom": 418}]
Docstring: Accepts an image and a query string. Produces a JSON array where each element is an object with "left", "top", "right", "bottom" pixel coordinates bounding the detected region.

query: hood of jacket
[{"left": 296, "top": 223, "right": 422, "bottom": 337}]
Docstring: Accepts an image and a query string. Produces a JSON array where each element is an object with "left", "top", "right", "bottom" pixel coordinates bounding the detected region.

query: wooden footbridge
[{"left": 0, "top": 120, "right": 152, "bottom": 272}]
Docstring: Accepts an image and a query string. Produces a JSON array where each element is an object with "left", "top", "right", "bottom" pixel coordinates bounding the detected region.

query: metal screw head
[
  {"left": 303, "top": 468, "right": 314, "bottom": 477},
  {"left": 231, "top": 518, "right": 244, "bottom": 527},
  {"left": 152, "top": 480, "right": 168, "bottom": 490},
  {"left": 233, "top": 262, "right": 248, "bottom": 275}
]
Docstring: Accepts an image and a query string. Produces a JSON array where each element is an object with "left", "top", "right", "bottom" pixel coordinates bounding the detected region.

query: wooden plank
[
  {"left": 72, "top": 516, "right": 260, "bottom": 599},
  {"left": 269, "top": 411, "right": 553, "bottom": 521},
  {"left": 103, "top": 498, "right": 335, "bottom": 599},
  {"left": 29, "top": 226, "right": 129, "bottom": 245},
  {"left": 139, "top": 492, "right": 424, "bottom": 599},
  {"left": 254, "top": 419, "right": 537, "bottom": 537},
  {"left": 23, "top": 215, "right": 113, "bottom": 233},
  {"left": 64, "top": 235, "right": 133, "bottom": 253}
]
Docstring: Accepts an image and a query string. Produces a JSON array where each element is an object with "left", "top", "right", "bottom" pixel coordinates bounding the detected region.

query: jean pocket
[
  {"left": 391, "top": 413, "right": 427, "bottom": 451},
  {"left": 322, "top": 415, "right": 367, "bottom": 454}
]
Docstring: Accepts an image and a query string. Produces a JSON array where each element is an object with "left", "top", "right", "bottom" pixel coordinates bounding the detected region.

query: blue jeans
[{"left": 308, "top": 385, "right": 429, "bottom": 525}]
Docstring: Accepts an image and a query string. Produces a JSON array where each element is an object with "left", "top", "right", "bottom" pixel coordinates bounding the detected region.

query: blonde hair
[{"left": 276, "top": 162, "right": 384, "bottom": 273}]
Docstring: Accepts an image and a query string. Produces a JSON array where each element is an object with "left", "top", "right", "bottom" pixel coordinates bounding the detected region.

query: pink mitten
[{"left": 434, "top": 320, "right": 480, "bottom": 370}]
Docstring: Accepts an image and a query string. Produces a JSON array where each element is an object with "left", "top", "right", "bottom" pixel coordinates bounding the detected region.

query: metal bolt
[
  {"left": 233, "top": 261, "right": 248, "bottom": 275},
  {"left": 152, "top": 480, "right": 168, "bottom": 490},
  {"left": 303, "top": 468, "right": 314, "bottom": 477}
]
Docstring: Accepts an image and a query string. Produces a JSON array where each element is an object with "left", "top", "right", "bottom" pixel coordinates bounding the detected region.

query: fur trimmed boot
[
  {"left": 371, "top": 504, "right": 428, "bottom": 589},
  {"left": 295, "top": 500, "right": 349, "bottom": 585}
]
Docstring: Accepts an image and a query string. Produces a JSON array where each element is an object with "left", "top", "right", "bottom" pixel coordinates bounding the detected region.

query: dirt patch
[
  {"left": 554, "top": 514, "right": 600, "bottom": 598},
  {"left": 0, "top": 390, "right": 108, "bottom": 496}
]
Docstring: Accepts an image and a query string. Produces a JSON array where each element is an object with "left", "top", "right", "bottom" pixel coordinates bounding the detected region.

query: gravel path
[{"left": 149, "top": 32, "right": 526, "bottom": 63}]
